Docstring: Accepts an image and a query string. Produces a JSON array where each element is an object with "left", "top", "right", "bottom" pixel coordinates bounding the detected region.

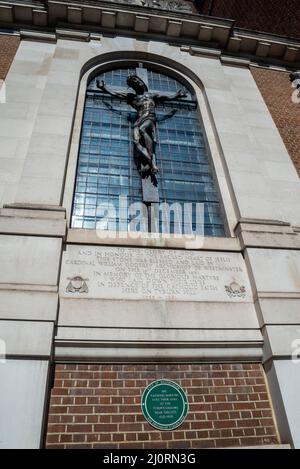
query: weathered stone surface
[
  {"left": 246, "top": 248, "right": 300, "bottom": 294},
  {"left": 0, "top": 359, "right": 49, "bottom": 449},
  {"left": 0, "top": 235, "right": 61, "bottom": 286}
]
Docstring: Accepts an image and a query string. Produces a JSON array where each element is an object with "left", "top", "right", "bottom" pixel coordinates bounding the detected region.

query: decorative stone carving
[
  {"left": 225, "top": 282, "right": 246, "bottom": 299},
  {"left": 289, "top": 72, "right": 300, "bottom": 85},
  {"left": 66, "top": 276, "right": 89, "bottom": 293},
  {"left": 140, "top": 0, "right": 193, "bottom": 13},
  {"left": 103, "top": 0, "right": 193, "bottom": 14}
]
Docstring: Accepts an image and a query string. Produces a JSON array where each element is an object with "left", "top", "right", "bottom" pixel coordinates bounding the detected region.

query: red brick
[
  {"left": 47, "top": 424, "right": 66, "bottom": 433},
  {"left": 46, "top": 434, "right": 60, "bottom": 444},
  {"left": 98, "top": 414, "right": 110, "bottom": 423},
  {"left": 73, "top": 415, "right": 87, "bottom": 423},
  {"left": 47, "top": 415, "right": 60, "bottom": 424},
  {"left": 117, "top": 442, "right": 144, "bottom": 449},
  {"left": 168, "top": 440, "right": 191, "bottom": 449},
  {"left": 73, "top": 434, "right": 86, "bottom": 443},
  {"left": 236, "top": 419, "right": 260, "bottom": 428},
  {"left": 143, "top": 442, "right": 168, "bottom": 449},
  {"left": 190, "top": 421, "right": 213, "bottom": 430},
  {"left": 119, "top": 424, "right": 142, "bottom": 432},
  {"left": 199, "top": 0, "right": 300, "bottom": 39},
  {"left": 94, "top": 424, "right": 117, "bottom": 432},
  {"left": 124, "top": 414, "right": 136, "bottom": 423},
  {"left": 0, "top": 36, "right": 20, "bottom": 80},
  {"left": 216, "top": 438, "right": 240, "bottom": 448},
  {"left": 60, "top": 434, "right": 73, "bottom": 443},
  {"left": 67, "top": 406, "right": 94, "bottom": 414},
  {"left": 66, "top": 424, "right": 91, "bottom": 433},
  {"left": 244, "top": 428, "right": 256, "bottom": 436},
  {"left": 60, "top": 415, "right": 74, "bottom": 423},
  {"left": 86, "top": 434, "right": 99, "bottom": 443},
  {"left": 46, "top": 363, "right": 278, "bottom": 450},
  {"left": 98, "top": 434, "right": 112, "bottom": 442},
  {"left": 126, "top": 433, "right": 137, "bottom": 441},
  {"left": 192, "top": 439, "right": 216, "bottom": 449},
  {"left": 214, "top": 420, "right": 236, "bottom": 429},
  {"left": 92, "top": 443, "right": 118, "bottom": 449},
  {"left": 113, "top": 433, "right": 125, "bottom": 442},
  {"left": 173, "top": 431, "right": 185, "bottom": 440}
]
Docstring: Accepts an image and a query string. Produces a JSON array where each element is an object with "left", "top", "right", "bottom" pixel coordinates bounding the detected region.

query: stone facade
[{"left": 0, "top": 0, "right": 299, "bottom": 450}]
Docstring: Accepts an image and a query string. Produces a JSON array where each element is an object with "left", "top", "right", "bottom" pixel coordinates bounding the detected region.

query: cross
[{"left": 96, "top": 64, "right": 188, "bottom": 207}]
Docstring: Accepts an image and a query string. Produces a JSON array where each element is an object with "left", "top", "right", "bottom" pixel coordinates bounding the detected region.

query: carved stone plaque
[
  {"left": 60, "top": 246, "right": 252, "bottom": 303},
  {"left": 103, "top": 0, "right": 193, "bottom": 14}
]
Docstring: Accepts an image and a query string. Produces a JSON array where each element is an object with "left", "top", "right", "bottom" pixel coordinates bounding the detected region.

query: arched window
[{"left": 71, "top": 64, "right": 225, "bottom": 237}]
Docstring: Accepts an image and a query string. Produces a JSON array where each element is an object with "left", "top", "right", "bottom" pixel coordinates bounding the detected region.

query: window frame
[{"left": 63, "top": 59, "right": 238, "bottom": 249}]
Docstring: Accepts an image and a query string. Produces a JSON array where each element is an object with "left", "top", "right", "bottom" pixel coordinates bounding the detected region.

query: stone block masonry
[
  {"left": 0, "top": 35, "right": 20, "bottom": 80},
  {"left": 46, "top": 364, "right": 279, "bottom": 449},
  {"left": 251, "top": 67, "right": 300, "bottom": 178}
]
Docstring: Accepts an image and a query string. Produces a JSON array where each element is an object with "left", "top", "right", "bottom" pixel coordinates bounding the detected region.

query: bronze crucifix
[{"left": 97, "top": 73, "right": 187, "bottom": 177}]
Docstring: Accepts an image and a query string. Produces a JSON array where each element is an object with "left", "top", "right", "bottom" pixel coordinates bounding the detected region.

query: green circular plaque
[{"left": 141, "top": 380, "right": 188, "bottom": 430}]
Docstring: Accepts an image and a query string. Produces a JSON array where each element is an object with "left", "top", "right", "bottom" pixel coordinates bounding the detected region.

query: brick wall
[
  {"left": 198, "top": 0, "right": 300, "bottom": 39},
  {"left": 0, "top": 35, "right": 19, "bottom": 80},
  {"left": 251, "top": 67, "right": 300, "bottom": 178},
  {"left": 46, "top": 363, "right": 279, "bottom": 449}
]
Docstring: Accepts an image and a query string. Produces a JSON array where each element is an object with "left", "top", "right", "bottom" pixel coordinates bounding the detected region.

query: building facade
[{"left": 0, "top": 0, "right": 299, "bottom": 449}]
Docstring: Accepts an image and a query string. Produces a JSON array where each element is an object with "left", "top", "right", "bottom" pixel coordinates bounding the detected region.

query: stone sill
[{"left": 67, "top": 228, "right": 241, "bottom": 251}]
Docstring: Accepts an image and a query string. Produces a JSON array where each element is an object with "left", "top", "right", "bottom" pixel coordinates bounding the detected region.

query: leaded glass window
[{"left": 72, "top": 65, "right": 226, "bottom": 237}]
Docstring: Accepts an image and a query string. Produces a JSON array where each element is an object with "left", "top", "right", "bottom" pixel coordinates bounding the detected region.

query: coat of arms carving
[
  {"left": 225, "top": 282, "right": 246, "bottom": 299},
  {"left": 66, "top": 276, "right": 89, "bottom": 294}
]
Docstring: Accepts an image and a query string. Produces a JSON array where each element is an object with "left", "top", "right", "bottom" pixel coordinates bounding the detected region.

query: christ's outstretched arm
[
  {"left": 96, "top": 79, "right": 128, "bottom": 99},
  {"left": 154, "top": 89, "right": 188, "bottom": 102}
]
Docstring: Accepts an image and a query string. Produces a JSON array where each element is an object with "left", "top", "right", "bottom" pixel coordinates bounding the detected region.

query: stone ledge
[
  {"left": 0, "top": 207, "right": 66, "bottom": 220},
  {"left": 0, "top": 284, "right": 58, "bottom": 292},
  {"left": 0, "top": 205, "right": 67, "bottom": 238},
  {"left": 262, "top": 325, "right": 300, "bottom": 362},
  {"left": 54, "top": 343, "right": 263, "bottom": 361},
  {"left": 56, "top": 326, "right": 263, "bottom": 344},
  {"left": 238, "top": 232, "right": 300, "bottom": 250},
  {"left": 181, "top": 45, "right": 221, "bottom": 58},
  {"left": 0, "top": 290, "right": 58, "bottom": 321},
  {"left": 235, "top": 219, "right": 300, "bottom": 250},
  {"left": 0, "top": 215, "right": 66, "bottom": 238},
  {"left": 3, "top": 203, "right": 66, "bottom": 213},
  {"left": 220, "top": 55, "right": 251, "bottom": 67},
  {"left": 67, "top": 227, "right": 241, "bottom": 251}
]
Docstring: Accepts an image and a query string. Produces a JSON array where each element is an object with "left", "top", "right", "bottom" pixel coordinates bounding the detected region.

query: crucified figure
[{"left": 97, "top": 74, "right": 187, "bottom": 176}]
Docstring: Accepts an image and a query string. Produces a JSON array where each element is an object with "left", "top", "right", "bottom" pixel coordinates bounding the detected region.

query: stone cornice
[{"left": 0, "top": 0, "right": 300, "bottom": 68}]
